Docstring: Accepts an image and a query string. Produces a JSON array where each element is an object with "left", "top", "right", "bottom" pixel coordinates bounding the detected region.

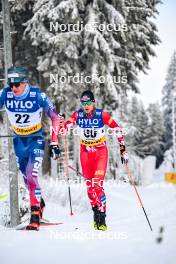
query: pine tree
[
  {"left": 147, "top": 102, "right": 165, "bottom": 167},
  {"left": 115, "top": 0, "right": 161, "bottom": 91},
  {"left": 23, "top": 0, "right": 161, "bottom": 112},
  {"left": 129, "top": 97, "right": 151, "bottom": 158},
  {"left": 127, "top": 96, "right": 140, "bottom": 151},
  {"left": 162, "top": 51, "right": 176, "bottom": 151},
  {"left": 128, "top": 97, "right": 165, "bottom": 166}
]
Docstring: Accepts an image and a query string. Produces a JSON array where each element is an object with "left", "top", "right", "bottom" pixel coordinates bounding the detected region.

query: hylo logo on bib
[
  {"left": 78, "top": 118, "right": 99, "bottom": 126},
  {"left": 6, "top": 100, "right": 35, "bottom": 109}
]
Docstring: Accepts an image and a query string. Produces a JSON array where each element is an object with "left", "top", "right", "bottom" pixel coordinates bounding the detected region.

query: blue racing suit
[{"left": 0, "top": 85, "right": 60, "bottom": 206}]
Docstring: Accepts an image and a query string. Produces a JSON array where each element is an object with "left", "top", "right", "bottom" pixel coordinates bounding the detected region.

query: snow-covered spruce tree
[
  {"left": 128, "top": 98, "right": 165, "bottom": 165},
  {"left": 9, "top": 0, "right": 40, "bottom": 85},
  {"left": 147, "top": 102, "right": 165, "bottom": 167},
  {"left": 129, "top": 97, "right": 152, "bottom": 158},
  {"left": 127, "top": 96, "right": 140, "bottom": 151},
  {"left": 114, "top": 0, "right": 161, "bottom": 92},
  {"left": 162, "top": 51, "right": 176, "bottom": 152},
  {"left": 23, "top": 0, "right": 161, "bottom": 112},
  {"left": 24, "top": 0, "right": 84, "bottom": 113},
  {"left": 0, "top": 0, "right": 39, "bottom": 85},
  {"left": 106, "top": 91, "right": 130, "bottom": 180},
  {"left": 115, "top": 91, "right": 130, "bottom": 123}
]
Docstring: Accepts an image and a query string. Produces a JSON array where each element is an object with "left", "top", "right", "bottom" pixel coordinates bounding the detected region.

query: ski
[
  {"left": 40, "top": 221, "right": 63, "bottom": 227},
  {"left": 16, "top": 221, "right": 63, "bottom": 230}
]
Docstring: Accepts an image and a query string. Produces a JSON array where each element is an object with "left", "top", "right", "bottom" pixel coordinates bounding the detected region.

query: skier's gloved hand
[
  {"left": 120, "top": 144, "right": 129, "bottom": 164},
  {"left": 58, "top": 113, "right": 67, "bottom": 135},
  {"left": 58, "top": 113, "right": 65, "bottom": 127},
  {"left": 50, "top": 142, "right": 61, "bottom": 160}
]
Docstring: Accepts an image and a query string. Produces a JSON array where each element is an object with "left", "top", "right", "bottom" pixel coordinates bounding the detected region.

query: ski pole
[
  {"left": 68, "top": 165, "right": 101, "bottom": 189},
  {"left": 64, "top": 134, "right": 73, "bottom": 216},
  {"left": 124, "top": 164, "right": 153, "bottom": 232},
  {"left": 68, "top": 165, "right": 85, "bottom": 178}
]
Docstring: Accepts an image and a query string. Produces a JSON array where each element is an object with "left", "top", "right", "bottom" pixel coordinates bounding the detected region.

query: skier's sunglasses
[
  {"left": 81, "top": 100, "right": 93, "bottom": 106},
  {"left": 10, "top": 82, "right": 21, "bottom": 88}
]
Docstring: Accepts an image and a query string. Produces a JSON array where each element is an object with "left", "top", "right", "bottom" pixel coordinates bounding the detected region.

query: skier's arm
[
  {"left": 102, "top": 112, "right": 124, "bottom": 144},
  {"left": 64, "top": 111, "right": 78, "bottom": 130},
  {"left": 38, "top": 92, "right": 61, "bottom": 159},
  {"left": 38, "top": 92, "right": 60, "bottom": 142},
  {"left": 102, "top": 112, "right": 128, "bottom": 164}
]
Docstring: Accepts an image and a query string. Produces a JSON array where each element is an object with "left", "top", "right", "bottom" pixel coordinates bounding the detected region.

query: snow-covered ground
[{"left": 0, "top": 177, "right": 176, "bottom": 264}]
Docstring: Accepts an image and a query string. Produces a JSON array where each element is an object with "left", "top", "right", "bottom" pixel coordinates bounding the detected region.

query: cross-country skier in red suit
[{"left": 63, "top": 90, "right": 128, "bottom": 231}]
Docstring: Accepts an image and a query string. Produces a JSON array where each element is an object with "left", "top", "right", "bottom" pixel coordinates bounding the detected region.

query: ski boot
[
  {"left": 26, "top": 206, "right": 40, "bottom": 231},
  {"left": 92, "top": 206, "right": 107, "bottom": 231},
  {"left": 40, "top": 198, "right": 49, "bottom": 224},
  {"left": 92, "top": 205, "right": 99, "bottom": 230},
  {"left": 40, "top": 197, "right": 45, "bottom": 219},
  {"left": 97, "top": 211, "right": 107, "bottom": 231}
]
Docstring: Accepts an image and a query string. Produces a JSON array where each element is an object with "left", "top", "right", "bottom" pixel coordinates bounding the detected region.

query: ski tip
[
  {"left": 40, "top": 222, "right": 63, "bottom": 226},
  {"left": 16, "top": 221, "right": 63, "bottom": 230}
]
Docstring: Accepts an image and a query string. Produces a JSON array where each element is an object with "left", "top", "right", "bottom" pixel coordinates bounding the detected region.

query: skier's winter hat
[
  {"left": 80, "top": 90, "right": 95, "bottom": 102},
  {"left": 8, "top": 66, "right": 28, "bottom": 84}
]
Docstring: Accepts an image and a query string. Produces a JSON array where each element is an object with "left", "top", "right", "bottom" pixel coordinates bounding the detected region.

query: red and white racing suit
[{"left": 65, "top": 108, "right": 125, "bottom": 212}]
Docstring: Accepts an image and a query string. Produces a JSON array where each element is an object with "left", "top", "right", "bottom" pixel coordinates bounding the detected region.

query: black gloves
[
  {"left": 50, "top": 142, "right": 61, "bottom": 160},
  {"left": 120, "top": 144, "right": 129, "bottom": 164},
  {"left": 58, "top": 113, "right": 65, "bottom": 126}
]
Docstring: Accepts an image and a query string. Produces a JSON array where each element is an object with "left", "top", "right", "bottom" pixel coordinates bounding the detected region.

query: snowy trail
[{"left": 0, "top": 182, "right": 176, "bottom": 264}]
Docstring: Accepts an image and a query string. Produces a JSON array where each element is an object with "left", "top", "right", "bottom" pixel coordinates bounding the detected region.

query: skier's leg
[
  {"left": 13, "top": 137, "right": 29, "bottom": 188},
  {"left": 93, "top": 147, "right": 108, "bottom": 212},
  {"left": 26, "top": 137, "right": 45, "bottom": 205},
  {"left": 25, "top": 137, "right": 45, "bottom": 230},
  {"left": 80, "top": 149, "right": 108, "bottom": 230},
  {"left": 92, "top": 147, "right": 108, "bottom": 230},
  {"left": 40, "top": 197, "right": 45, "bottom": 219},
  {"left": 80, "top": 151, "right": 99, "bottom": 208},
  {"left": 15, "top": 155, "right": 26, "bottom": 185}
]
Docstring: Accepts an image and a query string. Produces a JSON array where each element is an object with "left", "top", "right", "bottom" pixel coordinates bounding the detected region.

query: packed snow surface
[{"left": 0, "top": 178, "right": 175, "bottom": 264}]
